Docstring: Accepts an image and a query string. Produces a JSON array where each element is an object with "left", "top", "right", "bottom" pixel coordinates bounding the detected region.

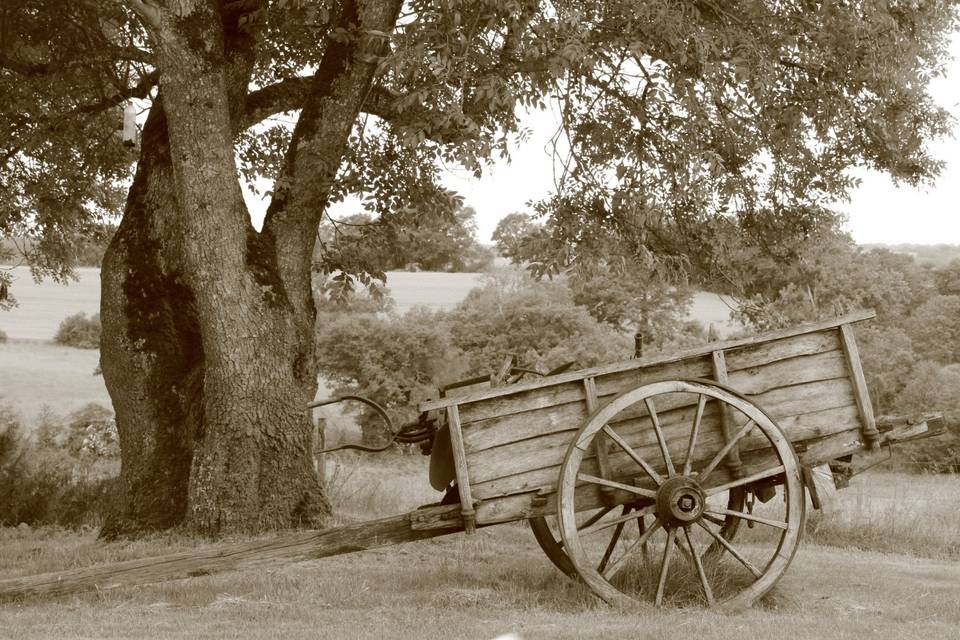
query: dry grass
[
  {"left": 2, "top": 467, "right": 960, "bottom": 639},
  {"left": 805, "top": 471, "right": 960, "bottom": 560}
]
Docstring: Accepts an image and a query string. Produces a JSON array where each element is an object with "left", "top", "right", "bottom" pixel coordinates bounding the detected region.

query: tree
[
  {"left": 904, "top": 295, "right": 960, "bottom": 365},
  {"left": 491, "top": 212, "right": 538, "bottom": 260},
  {"left": 3, "top": 1, "right": 956, "bottom": 537},
  {"left": 445, "top": 271, "right": 631, "bottom": 372},
  {"left": 321, "top": 206, "right": 493, "bottom": 273},
  {"left": 933, "top": 259, "right": 960, "bottom": 296}
]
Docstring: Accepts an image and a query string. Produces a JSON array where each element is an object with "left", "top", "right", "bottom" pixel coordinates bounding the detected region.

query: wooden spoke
[
  {"left": 706, "top": 507, "right": 788, "bottom": 530},
  {"left": 577, "top": 505, "right": 617, "bottom": 533},
  {"left": 645, "top": 398, "right": 675, "bottom": 477},
  {"left": 654, "top": 526, "right": 677, "bottom": 606},
  {"left": 577, "top": 473, "right": 658, "bottom": 499},
  {"left": 683, "top": 526, "right": 714, "bottom": 605},
  {"left": 702, "top": 513, "right": 726, "bottom": 527},
  {"left": 601, "top": 425, "right": 664, "bottom": 485},
  {"left": 602, "top": 518, "right": 663, "bottom": 581},
  {"left": 704, "top": 465, "right": 787, "bottom": 497},
  {"left": 597, "top": 507, "right": 630, "bottom": 573},
  {"left": 697, "top": 419, "right": 756, "bottom": 483},
  {"left": 695, "top": 520, "right": 762, "bottom": 579},
  {"left": 682, "top": 394, "right": 707, "bottom": 476},
  {"left": 580, "top": 503, "right": 656, "bottom": 537}
]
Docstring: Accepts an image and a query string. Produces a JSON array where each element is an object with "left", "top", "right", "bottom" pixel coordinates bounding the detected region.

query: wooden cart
[
  {"left": 0, "top": 310, "right": 943, "bottom": 606},
  {"left": 414, "top": 309, "right": 942, "bottom": 609}
]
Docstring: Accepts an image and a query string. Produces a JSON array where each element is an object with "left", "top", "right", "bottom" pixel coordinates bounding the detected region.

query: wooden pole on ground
[{"left": 0, "top": 504, "right": 463, "bottom": 603}]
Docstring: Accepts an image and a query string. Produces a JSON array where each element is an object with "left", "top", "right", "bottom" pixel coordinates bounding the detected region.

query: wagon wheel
[
  {"left": 557, "top": 380, "right": 804, "bottom": 609},
  {"left": 528, "top": 486, "right": 746, "bottom": 579}
]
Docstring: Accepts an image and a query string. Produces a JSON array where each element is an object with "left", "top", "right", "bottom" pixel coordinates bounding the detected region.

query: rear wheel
[{"left": 556, "top": 380, "right": 804, "bottom": 609}]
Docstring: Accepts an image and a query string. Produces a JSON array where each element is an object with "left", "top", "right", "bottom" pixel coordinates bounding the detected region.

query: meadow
[
  {"left": 2, "top": 265, "right": 958, "bottom": 639},
  {"left": 1, "top": 459, "right": 959, "bottom": 639}
]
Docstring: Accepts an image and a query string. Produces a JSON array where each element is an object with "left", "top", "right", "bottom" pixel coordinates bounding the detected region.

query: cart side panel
[{"left": 459, "top": 329, "right": 860, "bottom": 523}]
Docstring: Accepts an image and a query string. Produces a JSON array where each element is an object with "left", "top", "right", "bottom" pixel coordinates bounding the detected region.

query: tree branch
[{"left": 241, "top": 78, "right": 478, "bottom": 143}]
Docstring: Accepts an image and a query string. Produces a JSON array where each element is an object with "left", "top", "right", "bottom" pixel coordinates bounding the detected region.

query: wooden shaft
[
  {"left": 711, "top": 349, "right": 744, "bottom": 478},
  {"left": 446, "top": 404, "right": 477, "bottom": 533},
  {"left": 839, "top": 323, "right": 880, "bottom": 449},
  {"left": 0, "top": 504, "right": 463, "bottom": 603}
]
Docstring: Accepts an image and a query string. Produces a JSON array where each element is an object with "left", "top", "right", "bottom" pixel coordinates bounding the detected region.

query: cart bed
[{"left": 418, "top": 310, "right": 887, "bottom": 528}]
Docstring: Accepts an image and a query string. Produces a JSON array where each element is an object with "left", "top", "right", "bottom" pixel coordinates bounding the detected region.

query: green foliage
[
  {"left": 53, "top": 312, "right": 101, "bottom": 349},
  {"left": 933, "top": 259, "right": 960, "bottom": 296},
  {"left": 0, "top": 328, "right": 6, "bottom": 344},
  {"left": 729, "top": 235, "right": 935, "bottom": 330},
  {"left": 319, "top": 206, "right": 493, "bottom": 277},
  {"left": 316, "top": 308, "right": 464, "bottom": 441},
  {"left": 445, "top": 272, "right": 632, "bottom": 374},
  {"left": 858, "top": 325, "right": 918, "bottom": 416},
  {"left": 491, "top": 212, "right": 539, "bottom": 261},
  {"left": 890, "top": 362, "right": 960, "bottom": 473},
  {"left": 314, "top": 274, "right": 395, "bottom": 315},
  {"left": 0, "top": 403, "right": 118, "bottom": 527},
  {"left": 904, "top": 295, "right": 960, "bottom": 365},
  {"left": 315, "top": 270, "right": 632, "bottom": 444},
  {"left": 4, "top": 0, "right": 957, "bottom": 295}
]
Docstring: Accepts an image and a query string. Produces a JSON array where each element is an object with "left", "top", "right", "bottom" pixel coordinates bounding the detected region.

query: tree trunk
[{"left": 99, "top": 0, "right": 401, "bottom": 537}]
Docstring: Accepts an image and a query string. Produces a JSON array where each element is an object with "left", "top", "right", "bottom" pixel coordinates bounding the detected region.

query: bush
[
  {"left": 54, "top": 312, "right": 101, "bottom": 348},
  {"left": 0, "top": 328, "right": 6, "bottom": 343},
  {"left": 445, "top": 272, "right": 632, "bottom": 373},
  {"left": 888, "top": 361, "right": 960, "bottom": 473},
  {"left": 0, "top": 403, "right": 118, "bottom": 528}
]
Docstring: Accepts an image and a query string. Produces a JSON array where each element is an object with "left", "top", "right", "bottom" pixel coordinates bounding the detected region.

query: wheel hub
[{"left": 655, "top": 476, "right": 706, "bottom": 526}]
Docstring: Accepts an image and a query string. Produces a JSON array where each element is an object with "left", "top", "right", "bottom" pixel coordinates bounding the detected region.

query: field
[
  {"left": 3, "top": 265, "right": 958, "bottom": 639},
  {"left": 1, "top": 462, "right": 959, "bottom": 639},
  {"left": 0, "top": 266, "right": 739, "bottom": 420}
]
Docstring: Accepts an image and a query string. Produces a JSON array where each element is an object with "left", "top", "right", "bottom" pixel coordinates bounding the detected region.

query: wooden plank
[
  {"left": 725, "top": 349, "right": 848, "bottom": 396},
  {"left": 839, "top": 323, "right": 880, "bottom": 449},
  {"left": 723, "top": 330, "right": 840, "bottom": 371},
  {"left": 419, "top": 310, "right": 875, "bottom": 412},
  {"left": 462, "top": 350, "right": 850, "bottom": 454},
  {"left": 712, "top": 349, "right": 744, "bottom": 478},
  {"left": 470, "top": 400, "right": 861, "bottom": 500},
  {"left": 457, "top": 357, "right": 712, "bottom": 425},
  {"left": 0, "top": 504, "right": 464, "bottom": 602},
  {"left": 446, "top": 405, "right": 476, "bottom": 533}
]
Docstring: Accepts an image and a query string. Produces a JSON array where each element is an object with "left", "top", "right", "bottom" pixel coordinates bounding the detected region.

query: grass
[
  {"left": 0, "top": 341, "right": 110, "bottom": 419},
  {"left": 4, "top": 463, "right": 959, "bottom": 639}
]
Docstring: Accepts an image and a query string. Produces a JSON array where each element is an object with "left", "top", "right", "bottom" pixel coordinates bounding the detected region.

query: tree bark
[{"left": 99, "top": 0, "right": 402, "bottom": 537}]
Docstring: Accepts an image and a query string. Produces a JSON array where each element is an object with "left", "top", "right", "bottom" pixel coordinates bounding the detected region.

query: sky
[{"left": 248, "top": 34, "right": 960, "bottom": 246}]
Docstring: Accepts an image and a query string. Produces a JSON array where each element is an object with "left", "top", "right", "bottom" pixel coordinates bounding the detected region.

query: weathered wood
[
  {"left": 839, "top": 324, "right": 880, "bottom": 449},
  {"left": 446, "top": 404, "right": 476, "bottom": 533},
  {"left": 419, "top": 310, "right": 874, "bottom": 412},
  {"left": 457, "top": 339, "right": 845, "bottom": 428},
  {"left": 723, "top": 330, "right": 840, "bottom": 371},
  {"left": 0, "top": 504, "right": 463, "bottom": 603},
  {"left": 463, "top": 350, "right": 850, "bottom": 454},
  {"left": 711, "top": 349, "right": 744, "bottom": 478},
  {"left": 584, "top": 377, "right": 614, "bottom": 501},
  {"left": 470, "top": 399, "right": 861, "bottom": 502},
  {"left": 466, "top": 376, "right": 856, "bottom": 488}
]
